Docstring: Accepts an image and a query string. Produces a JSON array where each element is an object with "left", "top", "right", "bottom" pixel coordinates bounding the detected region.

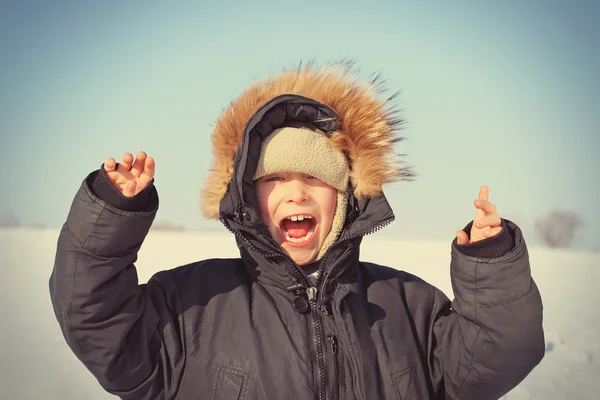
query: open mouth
[{"left": 279, "top": 214, "right": 317, "bottom": 247}]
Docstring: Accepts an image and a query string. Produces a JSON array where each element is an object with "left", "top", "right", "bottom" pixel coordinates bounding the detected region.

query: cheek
[
  {"left": 317, "top": 187, "right": 338, "bottom": 227},
  {"left": 255, "top": 185, "right": 275, "bottom": 224}
]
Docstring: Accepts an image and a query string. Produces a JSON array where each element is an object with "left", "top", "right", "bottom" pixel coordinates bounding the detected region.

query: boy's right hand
[{"left": 103, "top": 151, "right": 155, "bottom": 198}]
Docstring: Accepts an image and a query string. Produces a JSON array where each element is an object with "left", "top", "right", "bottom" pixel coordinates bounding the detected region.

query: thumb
[{"left": 456, "top": 230, "right": 469, "bottom": 245}]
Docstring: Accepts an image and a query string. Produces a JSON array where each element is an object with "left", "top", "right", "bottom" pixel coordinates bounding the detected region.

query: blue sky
[{"left": 1, "top": 0, "right": 598, "bottom": 250}]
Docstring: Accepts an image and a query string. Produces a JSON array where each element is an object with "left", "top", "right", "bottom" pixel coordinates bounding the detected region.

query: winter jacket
[{"left": 50, "top": 65, "right": 544, "bottom": 400}]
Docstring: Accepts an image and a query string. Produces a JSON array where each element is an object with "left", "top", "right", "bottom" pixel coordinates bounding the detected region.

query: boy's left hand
[{"left": 456, "top": 185, "right": 503, "bottom": 244}]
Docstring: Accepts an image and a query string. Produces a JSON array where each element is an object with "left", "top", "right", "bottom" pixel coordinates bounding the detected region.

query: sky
[{"left": 1, "top": 0, "right": 599, "bottom": 250}]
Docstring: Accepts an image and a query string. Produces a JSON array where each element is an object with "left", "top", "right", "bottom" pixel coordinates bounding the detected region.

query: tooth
[
  {"left": 291, "top": 216, "right": 298, "bottom": 221},
  {"left": 297, "top": 215, "right": 304, "bottom": 221},
  {"left": 306, "top": 215, "right": 312, "bottom": 219}
]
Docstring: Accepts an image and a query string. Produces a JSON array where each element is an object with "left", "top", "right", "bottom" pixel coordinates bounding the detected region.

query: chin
[{"left": 284, "top": 246, "right": 318, "bottom": 266}]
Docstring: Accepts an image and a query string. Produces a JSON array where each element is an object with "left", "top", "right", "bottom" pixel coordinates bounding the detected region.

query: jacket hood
[{"left": 201, "top": 62, "right": 413, "bottom": 220}]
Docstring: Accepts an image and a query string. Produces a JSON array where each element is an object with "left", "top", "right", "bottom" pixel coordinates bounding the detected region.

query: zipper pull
[
  {"left": 306, "top": 287, "right": 318, "bottom": 302},
  {"left": 286, "top": 282, "right": 305, "bottom": 293},
  {"left": 319, "top": 303, "right": 333, "bottom": 316},
  {"left": 328, "top": 335, "right": 338, "bottom": 354}
]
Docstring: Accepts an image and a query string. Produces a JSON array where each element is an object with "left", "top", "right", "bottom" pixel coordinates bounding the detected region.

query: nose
[{"left": 284, "top": 179, "right": 309, "bottom": 204}]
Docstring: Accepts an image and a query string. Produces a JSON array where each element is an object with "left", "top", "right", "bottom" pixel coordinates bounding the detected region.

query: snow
[{"left": 1, "top": 227, "right": 598, "bottom": 399}]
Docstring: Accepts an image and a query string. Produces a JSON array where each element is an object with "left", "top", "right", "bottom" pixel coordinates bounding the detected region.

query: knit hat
[{"left": 253, "top": 127, "right": 349, "bottom": 261}]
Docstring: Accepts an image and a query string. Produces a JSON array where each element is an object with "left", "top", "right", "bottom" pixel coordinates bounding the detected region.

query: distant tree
[
  {"left": 151, "top": 221, "right": 185, "bottom": 231},
  {"left": 1, "top": 213, "right": 19, "bottom": 227},
  {"left": 535, "top": 210, "right": 584, "bottom": 248}
]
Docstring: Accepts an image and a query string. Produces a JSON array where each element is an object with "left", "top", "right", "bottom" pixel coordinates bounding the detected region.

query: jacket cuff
[
  {"left": 450, "top": 219, "right": 532, "bottom": 308},
  {"left": 90, "top": 164, "right": 155, "bottom": 212},
  {"left": 454, "top": 219, "right": 515, "bottom": 259},
  {"left": 65, "top": 170, "right": 158, "bottom": 256}
]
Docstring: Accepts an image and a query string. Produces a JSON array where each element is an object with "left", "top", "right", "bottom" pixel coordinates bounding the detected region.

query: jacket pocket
[
  {"left": 210, "top": 364, "right": 249, "bottom": 400},
  {"left": 392, "top": 366, "right": 423, "bottom": 400}
]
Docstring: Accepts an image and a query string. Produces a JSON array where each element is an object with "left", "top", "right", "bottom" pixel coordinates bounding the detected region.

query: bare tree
[
  {"left": 1, "top": 213, "right": 19, "bottom": 227},
  {"left": 535, "top": 210, "right": 584, "bottom": 248},
  {"left": 151, "top": 221, "right": 185, "bottom": 232}
]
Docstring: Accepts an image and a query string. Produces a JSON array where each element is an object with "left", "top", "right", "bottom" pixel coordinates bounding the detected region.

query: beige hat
[{"left": 253, "top": 127, "right": 349, "bottom": 261}]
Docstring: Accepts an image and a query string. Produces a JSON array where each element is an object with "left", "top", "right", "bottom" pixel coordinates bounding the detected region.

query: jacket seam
[
  {"left": 210, "top": 364, "right": 249, "bottom": 400},
  {"left": 170, "top": 274, "right": 186, "bottom": 399},
  {"left": 476, "top": 283, "right": 536, "bottom": 309},
  {"left": 454, "top": 325, "right": 481, "bottom": 397},
  {"left": 83, "top": 177, "right": 157, "bottom": 218},
  {"left": 454, "top": 258, "right": 481, "bottom": 397},
  {"left": 339, "top": 287, "right": 365, "bottom": 400},
  {"left": 65, "top": 204, "right": 105, "bottom": 353},
  {"left": 474, "top": 258, "right": 478, "bottom": 324},
  {"left": 451, "top": 240, "right": 525, "bottom": 266},
  {"left": 455, "top": 365, "right": 475, "bottom": 398}
]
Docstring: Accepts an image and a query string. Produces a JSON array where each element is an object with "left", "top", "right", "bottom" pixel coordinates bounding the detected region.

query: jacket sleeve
[
  {"left": 428, "top": 219, "right": 545, "bottom": 400},
  {"left": 49, "top": 170, "right": 185, "bottom": 400}
]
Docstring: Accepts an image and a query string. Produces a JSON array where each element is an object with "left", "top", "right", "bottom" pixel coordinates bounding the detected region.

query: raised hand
[
  {"left": 456, "top": 185, "right": 503, "bottom": 245},
  {"left": 103, "top": 151, "right": 155, "bottom": 198}
]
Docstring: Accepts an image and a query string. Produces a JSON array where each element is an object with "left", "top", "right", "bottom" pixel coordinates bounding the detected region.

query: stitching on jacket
[
  {"left": 63, "top": 228, "right": 85, "bottom": 354},
  {"left": 455, "top": 326, "right": 482, "bottom": 398},
  {"left": 392, "top": 366, "right": 423, "bottom": 400},
  {"left": 210, "top": 364, "right": 249, "bottom": 400},
  {"left": 68, "top": 205, "right": 105, "bottom": 354},
  {"left": 452, "top": 239, "right": 526, "bottom": 265},
  {"left": 83, "top": 177, "right": 157, "bottom": 219},
  {"left": 168, "top": 273, "right": 186, "bottom": 400},
  {"left": 391, "top": 367, "right": 412, "bottom": 399},
  {"left": 339, "top": 287, "right": 365, "bottom": 398},
  {"left": 150, "top": 275, "right": 186, "bottom": 400},
  {"left": 455, "top": 257, "right": 483, "bottom": 398},
  {"left": 455, "top": 365, "right": 475, "bottom": 397},
  {"left": 209, "top": 365, "right": 219, "bottom": 399},
  {"left": 474, "top": 258, "right": 479, "bottom": 324},
  {"left": 476, "top": 281, "right": 537, "bottom": 309}
]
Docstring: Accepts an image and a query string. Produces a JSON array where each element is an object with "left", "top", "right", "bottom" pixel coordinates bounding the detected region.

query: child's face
[{"left": 255, "top": 172, "right": 337, "bottom": 266}]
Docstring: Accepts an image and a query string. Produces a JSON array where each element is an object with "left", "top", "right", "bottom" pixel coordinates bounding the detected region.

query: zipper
[
  {"left": 314, "top": 217, "right": 394, "bottom": 399},
  {"left": 220, "top": 217, "right": 304, "bottom": 289},
  {"left": 223, "top": 211, "right": 393, "bottom": 400},
  {"left": 310, "top": 292, "right": 328, "bottom": 400},
  {"left": 221, "top": 214, "right": 315, "bottom": 287},
  {"left": 328, "top": 335, "right": 339, "bottom": 400},
  {"left": 222, "top": 214, "right": 329, "bottom": 399},
  {"left": 314, "top": 217, "right": 394, "bottom": 299}
]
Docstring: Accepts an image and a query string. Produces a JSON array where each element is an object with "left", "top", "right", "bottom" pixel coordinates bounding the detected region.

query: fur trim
[{"left": 201, "top": 61, "right": 411, "bottom": 219}]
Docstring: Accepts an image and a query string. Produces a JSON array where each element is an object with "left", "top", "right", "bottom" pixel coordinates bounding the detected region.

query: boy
[{"left": 50, "top": 64, "right": 544, "bottom": 399}]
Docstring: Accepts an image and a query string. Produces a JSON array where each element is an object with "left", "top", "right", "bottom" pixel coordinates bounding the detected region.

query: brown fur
[{"left": 201, "top": 62, "right": 412, "bottom": 219}]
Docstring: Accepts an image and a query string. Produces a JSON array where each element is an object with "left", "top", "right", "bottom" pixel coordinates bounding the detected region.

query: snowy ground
[{"left": 1, "top": 227, "right": 598, "bottom": 399}]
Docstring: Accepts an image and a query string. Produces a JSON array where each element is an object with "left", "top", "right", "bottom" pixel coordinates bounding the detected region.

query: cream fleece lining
[
  {"left": 316, "top": 191, "right": 347, "bottom": 261},
  {"left": 253, "top": 127, "right": 349, "bottom": 191}
]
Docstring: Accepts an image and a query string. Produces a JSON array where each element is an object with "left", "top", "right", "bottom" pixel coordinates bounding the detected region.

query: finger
[
  {"left": 131, "top": 151, "right": 147, "bottom": 177},
  {"left": 474, "top": 199, "right": 497, "bottom": 215},
  {"left": 456, "top": 230, "right": 469, "bottom": 245},
  {"left": 478, "top": 185, "right": 489, "bottom": 201},
  {"left": 483, "top": 226, "right": 503, "bottom": 238},
  {"left": 144, "top": 156, "right": 156, "bottom": 179},
  {"left": 474, "top": 214, "right": 502, "bottom": 229},
  {"left": 103, "top": 157, "right": 116, "bottom": 172},
  {"left": 118, "top": 152, "right": 134, "bottom": 172},
  {"left": 122, "top": 180, "right": 136, "bottom": 198}
]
